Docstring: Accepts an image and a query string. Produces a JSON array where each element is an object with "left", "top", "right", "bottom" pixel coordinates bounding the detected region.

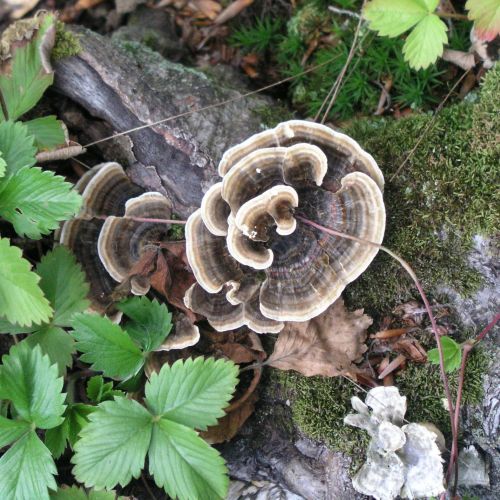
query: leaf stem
[{"left": 437, "top": 12, "right": 469, "bottom": 21}]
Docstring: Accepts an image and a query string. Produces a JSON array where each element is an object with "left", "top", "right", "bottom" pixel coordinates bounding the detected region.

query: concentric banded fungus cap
[
  {"left": 184, "top": 120, "right": 385, "bottom": 333},
  {"left": 98, "top": 192, "right": 172, "bottom": 295}
]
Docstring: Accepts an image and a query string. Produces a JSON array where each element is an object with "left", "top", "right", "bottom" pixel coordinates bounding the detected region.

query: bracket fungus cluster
[
  {"left": 184, "top": 120, "right": 386, "bottom": 333},
  {"left": 59, "top": 162, "right": 199, "bottom": 349},
  {"left": 344, "top": 386, "right": 445, "bottom": 500}
]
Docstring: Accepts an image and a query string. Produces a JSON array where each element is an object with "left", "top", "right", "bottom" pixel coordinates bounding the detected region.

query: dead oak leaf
[{"left": 267, "top": 298, "right": 371, "bottom": 377}]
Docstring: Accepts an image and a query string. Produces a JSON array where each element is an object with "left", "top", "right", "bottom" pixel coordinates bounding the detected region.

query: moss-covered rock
[
  {"left": 283, "top": 67, "right": 498, "bottom": 462},
  {"left": 344, "top": 66, "right": 499, "bottom": 316}
]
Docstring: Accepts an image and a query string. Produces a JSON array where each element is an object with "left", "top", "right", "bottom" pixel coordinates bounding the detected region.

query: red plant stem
[
  {"left": 94, "top": 215, "right": 187, "bottom": 225},
  {"left": 296, "top": 217, "right": 457, "bottom": 444},
  {"left": 450, "top": 313, "right": 500, "bottom": 493}
]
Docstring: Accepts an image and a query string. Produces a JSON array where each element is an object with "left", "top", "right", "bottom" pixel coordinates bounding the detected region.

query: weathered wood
[{"left": 53, "top": 26, "right": 270, "bottom": 217}]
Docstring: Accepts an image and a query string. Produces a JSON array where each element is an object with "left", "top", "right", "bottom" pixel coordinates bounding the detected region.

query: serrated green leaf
[
  {"left": 118, "top": 296, "right": 172, "bottom": 352},
  {"left": 71, "top": 313, "right": 145, "bottom": 380},
  {"left": 0, "top": 14, "right": 55, "bottom": 121},
  {"left": 427, "top": 335, "right": 462, "bottom": 373},
  {"left": 24, "top": 116, "right": 67, "bottom": 151},
  {"left": 145, "top": 357, "right": 238, "bottom": 431},
  {"left": 50, "top": 485, "right": 122, "bottom": 500},
  {"left": 0, "top": 121, "right": 36, "bottom": 178},
  {"left": 23, "top": 326, "right": 75, "bottom": 376},
  {"left": 72, "top": 397, "right": 153, "bottom": 490},
  {"left": 149, "top": 418, "right": 228, "bottom": 500},
  {"left": 66, "top": 403, "right": 96, "bottom": 447},
  {"left": 403, "top": 14, "right": 448, "bottom": 69},
  {"left": 0, "top": 237, "right": 52, "bottom": 326},
  {"left": 45, "top": 417, "right": 69, "bottom": 459},
  {"left": 86, "top": 375, "right": 123, "bottom": 403},
  {"left": 466, "top": 0, "right": 500, "bottom": 42},
  {"left": 0, "top": 317, "right": 38, "bottom": 334},
  {"left": 0, "top": 415, "right": 30, "bottom": 447},
  {"left": 0, "top": 342, "right": 66, "bottom": 429},
  {"left": 36, "top": 246, "right": 90, "bottom": 326},
  {"left": 0, "top": 430, "right": 57, "bottom": 500},
  {"left": 363, "top": 0, "right": 436, "bottom": 37},
  {"left": 0, "top": 166, "right": 82, "bottom": 239}
]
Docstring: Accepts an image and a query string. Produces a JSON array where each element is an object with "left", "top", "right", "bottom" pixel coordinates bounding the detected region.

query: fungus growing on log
[
  {"left": 59, "top": 162, "right": 170, "bottom": 312},
  {"left": 184, "top": 120, "right": 386, "bottom": 333}
]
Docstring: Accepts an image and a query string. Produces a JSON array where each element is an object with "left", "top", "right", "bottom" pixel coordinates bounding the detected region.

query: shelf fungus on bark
[
  {"left": 344, "top": 386, "right": 445, "bottom": 500},
  {"left": 59, "top": 162, "right": 171, "bottom": 312},
  {"left": 184, "top": 120, "right": 386, "bottom": 333}
]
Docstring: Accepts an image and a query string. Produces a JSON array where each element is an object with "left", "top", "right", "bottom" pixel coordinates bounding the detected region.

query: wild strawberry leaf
[
  {"left": 0, "top": 166, "right": 82, "bottom": 239},
  {"left": 466, "top": 0, "right": 500, "bottom": 42},
  {"left": 86, "top": 376, "right": 123, "bottom": 403},
  {"left": 0, "top": 342, "right": 66, "bottom": 429},
  {"left": 50, "top": 485, "right": 123, "bottom": 500},
  {"left": 427, "top": 336, "right": 462, "bottom": 372},
  {"left": 36, "top": 246, "right": 90, "bottom": 327},
  {"left": 363, "top": 0, "right": 438, "bottom": 37},
  {"left": 24, "top": 116, "right": 67, "bottom": 151},
  {"left": 23, "top": 326, "right": 75, "bottom": 376},
  {"left": 0, "top": 237, "right": 52, "bottom": 327},
  {"left": 0, "top": 14, "right": 56, "bottom": 121},
  {"left": 0, "top": 415, "right": 30, "bottom": 448},
  {"left": 0, "top": 152, "right": 5, "bottom": 178},
  {"left": 149, "top": 418, "right": 228, "bottom": 500},
  {"left": 117, "top": 296, "right": 172, "bottom": 352},
  {"left": 145, "top": 357, "right": 238, "bottom": 431},
  {"left": 0, "top": 121, "right": 36, "bottom": 178},
  {"left": 0, "top": 431, "right": 57, "bottom": 500},
  {"left": 72, "top": 397, "right": 153, "bottom": 490},
  {"left": 71, "top": 313, "right": 145, "bottom": 380},
  {"left": 403, "top": 14, "right": 448, "bottom": 69}
]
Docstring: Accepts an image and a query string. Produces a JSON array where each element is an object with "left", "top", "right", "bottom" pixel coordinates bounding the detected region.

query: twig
[
  {"left": 328, "top": 6, "right": 361, "bottom": 19},
  {"left": 94, "top": 215, "right": 187, "bottom": 225},
  {"left": 315, "top": 0, "right": 367, "bottom": 124},
  {"left": 82, "top": 55, "right": 342, "bottom": 148},
  {"left": 390, "top": 70, "right": 470, "bottom": 182},
  {"left": 437, "top": 12, "right": 469, "bottom": 21}
]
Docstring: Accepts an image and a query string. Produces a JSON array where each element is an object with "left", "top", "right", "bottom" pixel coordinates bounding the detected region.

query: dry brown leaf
[
  {"left": 267, "top": 298, "right": 371, "bottom": 377},
  {"left": 74, "top": 0, "right": 107, "bottom": 10},
  {"left": 5, "top": 0, "right": 41, "bottom": 19},
  {"left": 214, "top": 0, "right": 253, "bottom": 25},
  {"left": 201, "top": 392, "right": 257, "bottom": 444}
]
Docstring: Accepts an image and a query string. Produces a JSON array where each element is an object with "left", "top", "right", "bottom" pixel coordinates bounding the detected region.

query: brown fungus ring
[{"left": 184, "top": 120, "right": 386, "bottom": 333}]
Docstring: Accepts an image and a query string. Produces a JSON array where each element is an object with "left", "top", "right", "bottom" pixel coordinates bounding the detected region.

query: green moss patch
[
  {"left": 52, "top": 21, "right": 81, "bottom": 60},
  {"left": 344, "top": 66, "right": 500, "bottom": 315}
]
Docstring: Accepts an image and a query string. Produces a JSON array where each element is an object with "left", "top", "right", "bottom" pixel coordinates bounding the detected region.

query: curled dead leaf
[{"left": 267, "top": 298, "right": 371, "bottom": 377}]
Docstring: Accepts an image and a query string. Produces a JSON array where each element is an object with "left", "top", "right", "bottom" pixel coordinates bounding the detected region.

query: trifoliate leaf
[
  {"left": 24, "top": 116, "right": 67, "bottom": 151},
  {"left": 36, "top": 246, "right": 90, "bottom": 326},
  {"left": 45, "top": 417, "right": 69, "bottom": 459},
  {"left": 118, "top": 296, "right": 172, "bottom": 352},
  {"left": 51, "top": 486, "right": 122, "bottom": 500},
  {"left": 0, "top": 166, "right": 82, "bottom": 239},
  {"left": 363, "top": 0, "right": 437, "bottom": 37},
  {"left": 0, "top": 342, "right": 66, "bottom": 429},
  {"left": 0, "top": 14, "right": 55, "bottom": 121},
  {"left": 86, "top": 376, "right": 123, "bottom": 403},
  {"left": 0, "top": 415, "right": 30, "bottom": 447},
  {"left": 71, "top": 313, "right": 145, "bottom": 380},
  {"left": 0, "top": 430, "right": 57, "bottom": 500},
  {"left": 72, "top": 397, "right": 153, "bottom": 490},
  {"left": 403, "top": 14, "right": 448, "bottom": 69},
  {"left": 149, "top": 418, "right": 228, "bottom": 500},
  {"left": 0, "top": 237, "right": 52, "bottom": 326},
  {"left": 145, "top": 357, "right": 239, "bottom": 431},
  {"left": 466, "top": 0, "right": 500, "bottom": 42},
  {"left": 23, "top": 326, "right": 76, "bottom": 376},
  {"left": 427, "top": 336, "right": 462, "bottom": 373},
  {"left": 0, "top": 121, "right": 36, "bottom": 178}
]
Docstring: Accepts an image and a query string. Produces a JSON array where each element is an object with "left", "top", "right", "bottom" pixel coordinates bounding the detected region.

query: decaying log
[{"left": 53, "top": 26, "right": 271, "bottom": 217}]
